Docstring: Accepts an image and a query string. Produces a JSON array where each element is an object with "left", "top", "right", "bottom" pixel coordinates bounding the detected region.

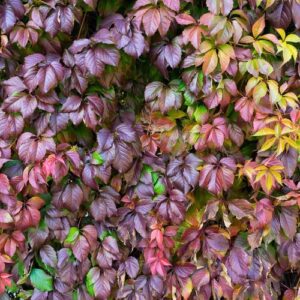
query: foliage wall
[{"left": 0, "top": 0, "right": 300, "bottom": 299}]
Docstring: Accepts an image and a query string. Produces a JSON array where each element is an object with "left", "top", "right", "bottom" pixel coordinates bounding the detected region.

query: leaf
[
  {"left": 228, "top": 199, "right": 254, "bottom": 219},
  {"left": 199, "top": 155, "right": 236, "bottom": 195},
  {"left": 280, "top": 148, "right": 298, "bottom": 177},
  {"left": 84, "top": 0, "right": 97, "bottom": 9},
  {"left": 285, "top": 34, "right": 300, "bottom": 43},
  {"left": 153, "top": 178, "right": 166, "bottom": 195},
  {"left": 225, "top": 247, "right": 250, "bottom": 284},
  {"left": 0, "top": 5, "right": 16, "bottom": 32},
  {"left": 252, "top": 15, "right": 265, "bottom": 38},
  {"left": 175, "top": 13, "right": 195, "bottom": 25},
  {"left": 92, "top": 151, "right": 104, "bottom": 165},
  {"left": 90, "top": 186, "right": 119, "bottom": 221},
  {"left": 53, "top": 183, "right": 84, "bottom": 212},
  {"left": 125, "top": 257, "right": 139, "bottom": 278},
  {"left": 280, "top": 207, "right": 297, "bottom": 239},
  {"left": 191, "top": 268, "right": 210, "bottom": 290},
  {"left": 86, "top": 267, "right": 114, "bottom": 299},
  {"left": 202, "top": 49, "right": 218, "bottom": 75},
  {"left": 260, "top": 137, "right": 276, "bottom": 152},
  {"left": 30, "top": 268, "right": 53, "bottom": 292},
  {"left": 40, "top": 245, "right": 57, "bottom": 268},
  {"left": 65, "top": 227, "right": 80, "bottom": 244},
  {"left": 253, "top": 81, "right": 267, "bottom": 103},
  {"left": 0, "top": 209, "right": 13, "bottom": 223},
  {"left": 266, "top": 2, "right": 292, "bottom": 30},
  {"left": 253, "top": 128, "right": 275, "bottom": 136},
  {"left": 162, "top": 0, "right": 180, "bottom": 11},
  {"left": 206, "top": 0, "right": 233, "bottom": 16},
  {"left": 16, "top": 132, "right": 56, "bottom": 164},
  {"left": 292, "top": 0, "right": 300, "bottom": 29},
  {"left": 143, "top": 8, "right": 160, "bottom": 36}
]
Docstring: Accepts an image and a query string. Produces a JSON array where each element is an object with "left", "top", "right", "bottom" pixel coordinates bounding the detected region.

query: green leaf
[
  {"left": 176, "top": 80, "right": 186, "bottom": 92},
  {"left": 72, "top": 290, "right": 78, "bottom": 300},
  {"left": 86, "top": 269, "right": 95, "bottom": 297},
  {"left": 30, "top": 268, "right": 53, "bottom": 292},
  {"left": 168, "top": 110, "right": 186, "bottom": 119},
  {"left": 99, "top": 230, "right": 117, "bottom": 241},
  {"left": 154, "top": 178, "right": 166, "bottom": 195},
  {"left": 151, "top": 171, "right": 159, "bottom": 184},
  {"left": 142, "top": 164, "right": 153, "bottom": 175},
  {"left": 99, "top": 0, "right": 122, "bottom": 15},
  {"left": 65, "top": 227, "right": 80, "bottom": 244},
  {"left": 197, "top": 71, "right": 204, "bottom": 88},
  {"left": 194, "top": 105, "right": 208, "bottom": 123},
  {"left": 184, "top": 90, "right": 196, "bottom": 106},
  {"left": 92, "top": 151, "right": 104, "bottom": 165}
]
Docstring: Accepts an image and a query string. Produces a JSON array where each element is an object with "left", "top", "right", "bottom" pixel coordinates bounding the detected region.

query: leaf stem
[{"left": 78, "top": 12, "right": 87, "bottom": 39}]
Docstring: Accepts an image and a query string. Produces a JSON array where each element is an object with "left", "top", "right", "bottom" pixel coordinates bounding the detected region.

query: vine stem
[{"left": 78, "top": 12, "right": 87, "bottom": 39}]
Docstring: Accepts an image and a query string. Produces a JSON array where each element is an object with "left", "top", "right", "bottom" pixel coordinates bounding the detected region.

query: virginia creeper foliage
[{"left": 0, "top": 0, "right": 300, "bottom": 299}]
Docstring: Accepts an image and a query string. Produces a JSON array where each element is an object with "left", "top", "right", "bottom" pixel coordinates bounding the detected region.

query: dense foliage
[{"left": 0, "top": 0, "right": 300, "bottom": 298}]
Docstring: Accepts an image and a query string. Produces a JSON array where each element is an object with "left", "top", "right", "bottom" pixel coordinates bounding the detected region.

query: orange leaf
[
  {"left": 202, "top": 49, "right": 218, "bottom": 75},
  {"left": 252, "top": 15, "right": 265, "bottom": 38}
]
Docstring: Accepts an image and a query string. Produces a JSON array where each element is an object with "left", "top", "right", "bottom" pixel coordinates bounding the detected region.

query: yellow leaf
[
  {"left": 276, "top": 28, "right": 286, "bottom": 40},
  {"left": 218, "top": 49, "right": 230, "bottom": 72},
  {"left": 283, "top": 92, "right": 298, "bottom": 101},
  {"left": 285, "top": 34, "right": 300, "bottom": 43},
  {"left": 252, "top": 15, "right": 265, "bottom": 38},
  {"left": 255, "top": 165, "right": 268, "bottom": 171},
  {"left": 267, "top": 80, "right": 280, "bottom": 103},
  {"left": 266, "top": 172, "right": 274, "bottom": 193},
  {"left": 278, "top": 96, "right": 287, "bottom": 111},
  {"left": 270, "top": 170, "right": 282, "bottom": 185},
  {"left": 253, "top": 41, "right": 263, "bottom": 55},
  {"left": 246, "top": 59, "right": 259, "bottom": 77},
  {"left": 281, "top": 44, "right": 292, "bottom": 65},
  {"left": 257, "top": 58, "right": 273, "bottom": 76},
  {"left": 282, "top": 136, "right": 299, "bottom": 149},
  {"left": 259, "top": 40, "right": 275, "bottom": 54},
  {"left": 265, "top": 116, "right": 278, "bottom": 124},
  {"left": 255, "top": 170, "right": 266, "bottom": 182},
  {"left": 282, "top": 94, "right": 298, "bottom": 109},
  {"left": 274, "top": 123, "right": 281, "bottom": 137},
  {"left": 266, "top": 0, "right": 275, "bottom": 8},
  {"left": 202, "top": 49, "right": 218, "bottom": 75},
  {"left": 218, "top": 44, "right": 235, "bottom": 58},
  {"left": 282, "top": 118, "right": 294, "bottom": 128},
  {"left": 286, "top": 44, "right": 298, "bottom": 62},
  {"left": 270, "top": 165, "right": 284, "bottom": 171},
  {"left": 199, "top": 40, "right": 214, "bottom": 54},
  {"left": 182, "top": 278, "right": 193, "bottom": 300},
  {"left": 246, "top": 76, "right": 261, "bottom": 95},
  {"left": 240, "top": 35, "right": 255, "bottom": 44},
  {"left": 281, "top": 126, "right": 295, "bottom": 135},
  {"left": 276, "top": 138, "right": 286, "bottom": 156},
  {"left": 253, "top": 81, "right": 267, "bottom": 103},
  {"left": 253, "top": 128, "right": 275, "bottom": 136},
  {"left": 260, "top": 137, "right": 276, "bottom": 152}
]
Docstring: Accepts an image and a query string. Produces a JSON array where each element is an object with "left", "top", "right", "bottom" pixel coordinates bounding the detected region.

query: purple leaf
[
  {"left": 40, "top": 245, "right": 57, "bottom": 268},
  {"left": 125, "top": 257, "right": 139, "bottom": 278}
]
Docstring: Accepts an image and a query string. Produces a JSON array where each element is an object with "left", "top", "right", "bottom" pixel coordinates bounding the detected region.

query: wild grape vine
[{"left": 0, "top": 0, "right": 300, "bottom": 299}]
